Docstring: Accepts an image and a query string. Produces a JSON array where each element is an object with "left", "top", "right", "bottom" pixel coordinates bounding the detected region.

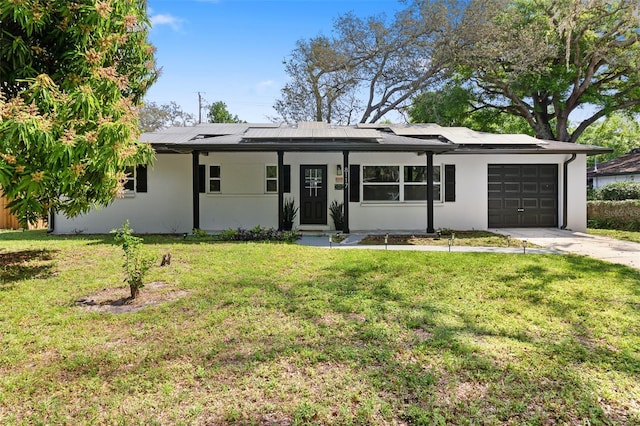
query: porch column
[
  {"left": 192, "top": 150, "right": 200, "bottom": 231},
  {"left": 426, "top": 151, "right": 435, "bottom": 233},
  {"left": 343, "top": 150, "right": 350, "bottom": 233},
  {"left": 277, "top": 150, "right": 284, "bottom": 231}
]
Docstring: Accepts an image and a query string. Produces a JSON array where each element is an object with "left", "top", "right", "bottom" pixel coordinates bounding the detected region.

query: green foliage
[
  {"left": 111, "top": 221, "right": 153, "bottom": 298},
  {"left": 217, "top": 225, "right": 301, "bottom": 243},
  {"left": 593, "top": 182, "right": 640, "bottom": 201},
  {"left": 207, "top": 101, "right": 244, "bottom": 123},
  {"left": 191, "top": 228, "right": 209, "bottom": 239},
  {"left": 282, "top": 197, "right": 298, "bottom": 230},
  {"left": 452, "top": 0, "right": 640, "bottom": 142},
  {"left": 577, "top": 113, "right": 640, "bottom": 166},
  {"left": 0, "top": 0, "right": 158, "bottom": 225},
  {"left": 587, "top": 200, "right": 640, "bottom": 231},
  {"left": 329, "top": 200, "right": 344, "bottom": 230},
  {"left": 409, "top": 84, "right": 533, "bottom": 134}
]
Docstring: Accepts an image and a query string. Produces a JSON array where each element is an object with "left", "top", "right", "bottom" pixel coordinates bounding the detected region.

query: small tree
[
  {"left": 207, "top": 101, "right": 244, "bottom": 123},
  {"left": 111, "top": 221, "right": 153, "bottom": 299}
]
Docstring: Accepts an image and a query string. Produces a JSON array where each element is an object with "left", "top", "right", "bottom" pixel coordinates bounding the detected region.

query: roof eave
[{"left": 152, "top": 142, "right": 457, "bottom": 153}]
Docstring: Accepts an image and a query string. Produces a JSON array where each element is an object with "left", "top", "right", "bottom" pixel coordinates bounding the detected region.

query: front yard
[{"left": 1, "top": 230, "right": 639, "bottom": 424}]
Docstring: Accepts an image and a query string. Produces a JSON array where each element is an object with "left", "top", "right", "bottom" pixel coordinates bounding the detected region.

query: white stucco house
[
  {"left": 587, "top": 148, "right": 640, "bottom": 189},
  {"left": 51, "top": 122, "right": 609, "bottom": 234}
]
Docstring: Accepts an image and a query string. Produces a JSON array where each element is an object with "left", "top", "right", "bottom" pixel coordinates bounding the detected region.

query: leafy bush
[
  {"left": 587, "top": 200, "right": 640, "bottom": 231},
  {"left": 593, "top": 181, "right": 640, "bottom": 200},
  {"left": 111, "top": 221, "right": 155, "bottom": 299},
  {"left": 217, "top": 225, "right": 301, "bottom": 243}
]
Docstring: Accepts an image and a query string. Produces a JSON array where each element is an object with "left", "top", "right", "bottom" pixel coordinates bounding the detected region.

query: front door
[{"left": 300, "top": 165, "right": 327, "bottom": 225}]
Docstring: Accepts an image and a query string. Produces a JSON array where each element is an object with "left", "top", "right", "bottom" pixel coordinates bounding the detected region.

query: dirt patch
[{"left": 75, "top": 281, "right": 188, "bottom": 314}]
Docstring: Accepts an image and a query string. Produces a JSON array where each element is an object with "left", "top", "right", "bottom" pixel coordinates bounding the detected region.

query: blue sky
[{"left": 145, "top": 0, "right": 404, "bottom": 123}]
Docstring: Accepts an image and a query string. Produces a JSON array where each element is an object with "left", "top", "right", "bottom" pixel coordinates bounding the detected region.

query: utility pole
[{"left": 197, "top": 92, "right": 205, "bottom": 124}]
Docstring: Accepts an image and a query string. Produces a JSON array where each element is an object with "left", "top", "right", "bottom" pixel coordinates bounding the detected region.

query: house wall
[
  {"left": 199, "top": 152, "right": 281, "bottom": 230},
  {"left": 53, "top": 154, "right": 192, "bottom": 234},
  {"left": 53, "top": 150, "right": 590, "bottom": 234},
  {"left": 592, "top": 173, "right": 640, "bottom": 189}
]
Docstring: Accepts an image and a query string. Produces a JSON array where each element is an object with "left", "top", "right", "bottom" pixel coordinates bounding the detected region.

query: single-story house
[
  {"left": 587, "top": 148, "right": 640, "bottom": 189},
  {"left": 51, "top": 122, "right": 609, "bottom": 234}
]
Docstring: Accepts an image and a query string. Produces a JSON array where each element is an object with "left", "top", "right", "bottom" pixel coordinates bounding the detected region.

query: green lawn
[
  {"left": 1, "top": 230, "right": 639, "bottom": 425},
  {"left": 588, "top": 228, "right": 640, "bottom": 244}
]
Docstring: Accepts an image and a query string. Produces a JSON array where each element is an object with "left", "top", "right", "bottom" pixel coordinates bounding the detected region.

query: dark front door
[
  {"left": 488, "top": 164, "right": 558, "bottom": 227},
  {"left": 300, "top": 165, "right": 327, "bottom": 225}
]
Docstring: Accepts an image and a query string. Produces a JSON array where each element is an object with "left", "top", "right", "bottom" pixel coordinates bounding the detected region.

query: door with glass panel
[{"left": 299, "top": 165, "right": 327, "bottom": 225}]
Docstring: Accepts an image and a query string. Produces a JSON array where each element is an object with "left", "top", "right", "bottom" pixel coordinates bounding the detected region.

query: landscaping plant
[
  {"left": 329, "top": 200, "right": 344, "bottom": 230},
  {"left": 111, "top": 221, "right": 154, "bottom": 299}
]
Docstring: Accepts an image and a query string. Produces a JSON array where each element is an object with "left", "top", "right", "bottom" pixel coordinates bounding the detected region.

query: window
[
  {"left": 209, "top": 165, "right": 221, "bottom": 193},
  {"left": 362, "top": 165, "right": 441, "bottom": 202},
  {"left": 123, "top": 165, "right": 147, "bottom": 193},
  {"left": 265, "top": 165, "right": 278, "bottom": 193},
  {"left": 123, "top": 166, "right": 136, "bottom": 192},
  {"left": 363, "top": 166, "right": 400, "bottom": 201}
]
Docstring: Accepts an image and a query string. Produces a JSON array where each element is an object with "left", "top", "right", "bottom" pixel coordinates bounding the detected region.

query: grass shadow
[{"left": 0, "top": 249, "right": 57, "bottom": 286}]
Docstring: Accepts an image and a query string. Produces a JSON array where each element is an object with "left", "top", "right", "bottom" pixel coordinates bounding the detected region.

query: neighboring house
[
  {"left": 587, "top": 148, "right": 640, "bottom": 189},
  {"left": 51, "top": 122, "right": 608, "bottom": 234}
]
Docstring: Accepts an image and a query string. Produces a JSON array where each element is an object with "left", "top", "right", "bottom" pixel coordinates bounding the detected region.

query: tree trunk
[{"left": 130, "top": 284, "right": 140, "bottom": 299}]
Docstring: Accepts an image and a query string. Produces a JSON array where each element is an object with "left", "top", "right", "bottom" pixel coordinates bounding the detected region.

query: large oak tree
[
  {"left": 0, "top": 0, "right": 158, "bottom": 224},
  {"left": 451, "top": 0, "right": 640, "bottom": 142}
]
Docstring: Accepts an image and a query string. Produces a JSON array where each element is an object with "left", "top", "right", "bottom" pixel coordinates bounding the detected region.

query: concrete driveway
[{"left": 493, "top": 228, "right": 640, "bottom": 270}]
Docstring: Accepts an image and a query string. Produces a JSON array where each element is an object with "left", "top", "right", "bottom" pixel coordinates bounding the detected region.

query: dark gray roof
[
  {"left": 587, "top": 149, "right": 640, "bottom": 177},
  {"left": 142, "top": 122, "right": 610, "bottom": 155}
]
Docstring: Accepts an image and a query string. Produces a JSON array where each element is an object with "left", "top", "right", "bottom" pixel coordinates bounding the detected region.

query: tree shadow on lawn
[
  {"left": 184, "top": 254, "right": 628, "bottom": 423},
  {"left": 25, "top": 252, "right": 636, "bottom": 424},
  {"left": 0, "top": 249, "right": 57, "bottom": 287}
]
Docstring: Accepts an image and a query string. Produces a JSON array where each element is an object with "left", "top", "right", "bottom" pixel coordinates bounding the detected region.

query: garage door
[{"left": 488, "top": 164, "right": 558, "bottom": 228}]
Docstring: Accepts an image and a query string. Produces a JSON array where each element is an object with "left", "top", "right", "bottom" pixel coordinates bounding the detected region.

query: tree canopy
[
  {"left": 275, "top": 0, "right": 640, "bottom": 141},
  {"left": 448, "top": 0, "right": 640, "bottom": 141},
  {"left": 139, "top": 101, "right": 195, "bottom": 132},
  {"left": 208, "top": 101, "right": 244, "bottom": 123},
  {"left": 577, "top": 113, "right": 640, "bottom": 166},
  {"left": 0, "top": 0, "right": 157, "bottom": 224},
  {"left": 409, "top": 83, "right": 534, "bottom": 134}
]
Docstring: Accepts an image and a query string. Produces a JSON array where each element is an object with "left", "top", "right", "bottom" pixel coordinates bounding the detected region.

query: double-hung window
[
  {"left": 265, "top": 165, "right": 278, "bottom": 193},
  {"left": 363, "top": 166, "right": 400, "bottom": 201},
  {"left": 209, "top": 165, "right": 221, "bottom": 193},
  {"left": 362, "top": 165, "right": 441, "bottom": 202}
]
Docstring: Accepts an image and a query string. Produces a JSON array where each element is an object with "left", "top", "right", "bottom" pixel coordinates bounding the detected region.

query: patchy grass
[
  {"left": 360, "top": 230, "right": 529, "bottom": 247},
  {"left": 0, "top": 230, "right": 639, "bottom": 424},
  {"left": 588, "top": 228, "right": 640, "bottom": 244}
]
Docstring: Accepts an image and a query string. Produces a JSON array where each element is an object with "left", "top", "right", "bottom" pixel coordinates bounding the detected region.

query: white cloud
[{"left": 150, "top": 13, "right": 184, "bottom": 31}]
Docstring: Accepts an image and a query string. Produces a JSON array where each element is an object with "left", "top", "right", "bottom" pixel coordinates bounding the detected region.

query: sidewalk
[
  {"left": 297, "top": 229, "right": 640, "bottom": 270},
  {"left": 296, "top": 233, "right": 560, "bottom": 255}
]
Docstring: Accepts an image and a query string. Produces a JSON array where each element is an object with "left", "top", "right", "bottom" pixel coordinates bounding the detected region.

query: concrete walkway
[
  {"left": 492, "top": 228, "right": 640, "bottom": 270},
  {"left": 297, "top": 229, "right": 640, "bottom": 270}
]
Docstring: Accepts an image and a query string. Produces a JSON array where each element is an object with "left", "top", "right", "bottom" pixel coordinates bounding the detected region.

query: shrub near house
[{"left": 588, "top": 182, "right": 640, "bottom": 230}]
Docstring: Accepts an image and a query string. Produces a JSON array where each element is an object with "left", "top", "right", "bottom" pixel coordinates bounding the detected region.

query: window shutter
[
  {"left": 349, "top": 164, "right": 360, "bottom": 202},
  {"left": 198, "top": 165, "right": 206, "bottom": 193},
  {"left": 135, "top": 165, "right": 147, "bottom": 193},
  {"left": 444, "top": 164, "right": 455, "bottom": 202},
  {"left": 283, "top": 165, "right": 291, "bottom": 193}
]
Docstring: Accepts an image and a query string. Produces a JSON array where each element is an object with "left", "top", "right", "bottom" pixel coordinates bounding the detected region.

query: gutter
[{"left": 561, "top": 154, "right": 577, "bottom": 230}]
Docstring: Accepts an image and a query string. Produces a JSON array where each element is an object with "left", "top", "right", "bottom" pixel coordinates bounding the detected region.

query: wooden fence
[{"left": 0, "top": 193, "right": 47, "bottom": 230}]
